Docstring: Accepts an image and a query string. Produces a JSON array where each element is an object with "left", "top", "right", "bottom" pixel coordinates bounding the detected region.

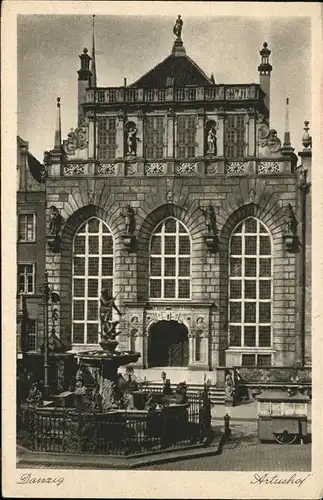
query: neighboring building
[
  {"left": 17, "top": 136, "right": 46, "bottom": 366},
  {"left": 41, "top": 18, "right": 311, "bottom": 385}
]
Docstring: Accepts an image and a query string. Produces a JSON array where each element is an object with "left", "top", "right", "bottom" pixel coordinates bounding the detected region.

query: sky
[{"left": 17, "top": 13, "right": 311, "bottom": 161}]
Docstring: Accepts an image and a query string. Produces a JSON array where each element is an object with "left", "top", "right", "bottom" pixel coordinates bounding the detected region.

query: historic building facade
[
  {"left": 41, "top": 19, "right": 312, "bottom": 382},
  {"left": 17, "top": 136, "right": 46, "bottom": 359}
]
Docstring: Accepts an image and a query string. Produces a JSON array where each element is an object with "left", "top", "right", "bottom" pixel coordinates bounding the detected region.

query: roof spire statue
[
  {"left": 172, "top": 15, "right": 186, "bottom": 56},
  {"left": 283, "top": 97, "right": 291, "bottom": 147},
  {"left": 173, "top": 15, "right": 183, "bottom": 39},
  {"left": 90, "top": 15, "right": 97, "bottom": 88},
  {"left": 54, "top": 97, "right": 62, "bottom": 151}
]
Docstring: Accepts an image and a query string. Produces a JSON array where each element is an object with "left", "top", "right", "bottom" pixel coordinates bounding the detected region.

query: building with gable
[
  {"left": 37, "top": 17, "right": 311, "bottom": 388},
  {"left": 17, "top": 136, "right": 46, "bottom": 364}
]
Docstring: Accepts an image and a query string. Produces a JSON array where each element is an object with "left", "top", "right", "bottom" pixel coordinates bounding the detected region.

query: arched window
[
  {"left": 72, "top": 218, "right": 113, "bottom": 344},
  {"left": 228, "top": 217, "right": 272, "bottom": 350},
  {"left": 149, "top": 217, "right": 191, "bottom": 299}
]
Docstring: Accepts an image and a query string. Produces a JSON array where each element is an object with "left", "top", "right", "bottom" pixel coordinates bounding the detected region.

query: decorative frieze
[
  {"left": 176, "top": 162, "right": 197, "bottom": 175},
  {"left": 146, "top": 309, "right": 191, "bottom": 327},
  {"left": 63, "top": 164, "right": 85, "bottom": 176},
  {"left": 258, "top": 161, "right": 281, "bottom": 174},
  {"left": 97, "top": 163, "right": 116, "bottom": 175},
  {"left": 145, "top": 162, "right": 166, "bottom": 175},
  {"left": 226, "top": 161, "right": 246, "bottom": 175},
  {"left": 206, "top": 163, "right": 218, "bottom": 175},
  {"left": 126, "top": 163, "right": 138, "bottom": 176},
  {"left": 63, "top": 117, "right": 89, "bottom": 156}
]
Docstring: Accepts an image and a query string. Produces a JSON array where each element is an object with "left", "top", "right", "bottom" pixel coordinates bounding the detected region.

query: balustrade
[{"left": 88, "top": 84, "right": 260, "bottom": 105}]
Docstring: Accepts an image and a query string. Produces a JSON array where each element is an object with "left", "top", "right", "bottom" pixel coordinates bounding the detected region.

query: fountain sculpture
[{"left": 75, "top": 290, "right": 141, "bottom": 411}]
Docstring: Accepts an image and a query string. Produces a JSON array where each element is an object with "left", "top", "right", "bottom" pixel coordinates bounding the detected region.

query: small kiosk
[{"left": 257, "top": 390, "right": 310, "bottom": 444}]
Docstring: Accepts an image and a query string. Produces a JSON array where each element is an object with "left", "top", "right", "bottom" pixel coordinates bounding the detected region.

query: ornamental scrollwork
[
  {"left": 64, "top": 164, "right": 85, "bottom": 176},
  {"left": 206, "top": 163, "right": 218, "bottom": 175},
  {"left": 176, "top": 162, "right": 197, "bottom": 175},
  {"left": 63, "top": 116, "right": 89, "bottom": 155},
  {"left": 127, "top": 163, "right": 137, "bottom": 176},
  {"left": 258, "top": 162, "right": 280, "bottom": 174},
  {"left": 146, "top": 163, "right": 166, "bottom": 175},
  {"left": 97, "top": 163, "right": 116, "bottom": 175},
  {"left": 226, "top": 162, "right": 246, "bottom": 175},
  {"left": 258, "top": 119, "right": 282, "bottom": 153}
]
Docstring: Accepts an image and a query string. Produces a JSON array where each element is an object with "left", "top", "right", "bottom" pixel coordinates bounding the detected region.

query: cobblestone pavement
[
  {"left": 142, "top": 421, "right": 311, "bottom": 471},
  {"left": 17, "top": 421, "right": 311, "bottom": 471}
]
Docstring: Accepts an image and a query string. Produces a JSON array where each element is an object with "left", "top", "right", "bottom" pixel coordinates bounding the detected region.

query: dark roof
[
  {"left": 130, "top": 53, "right": 212, "bottom": 88},
  {"left": 27, "top": 153, "right": 44, "bottom": 183}
]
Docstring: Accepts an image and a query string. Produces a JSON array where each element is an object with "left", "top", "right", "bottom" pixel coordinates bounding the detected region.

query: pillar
[
  {"left": 216, "top": 110, "right": 225, "bottom": 157},
  {"left": 88, "top": 116, "right": 95, "bottom": 159},
  {"left": 136, "top": 113, "right": 144, "bottom": 158},
  {"left": 167, "top": 110, "right": 174, "bottom": 158},
  {"left": 116, "top": 111, "right": 124, "bottom": 158},
  {"left": 247, "top": 111, "right": 256, "bottom": 157},
  {"left": 195, "top": 110, "right": 204, "bottom": 157}
]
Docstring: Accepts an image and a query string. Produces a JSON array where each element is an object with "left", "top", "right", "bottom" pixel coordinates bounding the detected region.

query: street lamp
[
  {"left": 17, "top": 292, "right": 25, "bottom": 361},
  {"left": 42, "top": 271, "right": 51, "bottom": 397},
  {"left": 41, "top": 271, "right": 61, "bottom": 397}
]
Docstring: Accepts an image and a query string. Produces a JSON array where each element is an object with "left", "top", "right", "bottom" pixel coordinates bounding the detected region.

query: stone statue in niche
[
  {"left": 285, "top": 204, "right": 296, "bottom": 235},
  {"left": 122, "top": 205, "right": 136, "bottom": 235},
  {"left": 206, "top": 122, "right": 217, "bottom": 155},
  {"left": 200, "top": 203, "right": 217, "bottom": 236},
  {"left": 173, "top": 15, "right": 183, "bottom": 38},
  {"left": 48, "top": 206, "right": 63, "bottom": 253},
  {"left": 49, "top": 206, "right": 63, "bottom": 236},
  {"left": 248, "top": 188, "right": 256, "bottom": 203},
  {"left": 125, "top": 122, "right": 139, "bottom": 156}
]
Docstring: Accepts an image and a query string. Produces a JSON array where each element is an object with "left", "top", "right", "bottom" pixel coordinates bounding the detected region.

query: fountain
[{"left": 74, "top": 290, "right": 141, "bottom": 411}]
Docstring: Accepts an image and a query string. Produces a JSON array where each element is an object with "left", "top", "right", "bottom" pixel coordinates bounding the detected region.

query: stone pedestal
[{"left": 76, "top": 337, "right": 141, "bottom": 410}]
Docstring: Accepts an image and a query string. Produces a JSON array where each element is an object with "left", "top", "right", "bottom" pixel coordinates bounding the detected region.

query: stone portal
[{"left": 148, "top": 320, "right": 189, "bottom": 368}]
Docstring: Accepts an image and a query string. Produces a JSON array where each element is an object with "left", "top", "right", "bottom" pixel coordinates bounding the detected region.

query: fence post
[{"left": 224, "top": 413, "right": 231, "bottom": 437}]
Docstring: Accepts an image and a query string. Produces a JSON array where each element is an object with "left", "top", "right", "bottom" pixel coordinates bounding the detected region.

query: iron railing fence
[{"left": 17, "top": 389, "right": 212, "bottom": 456}]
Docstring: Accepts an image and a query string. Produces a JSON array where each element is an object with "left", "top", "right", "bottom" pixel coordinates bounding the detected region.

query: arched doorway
[{"left": 148, "top": 320, "right": 189, "bottom": 367}]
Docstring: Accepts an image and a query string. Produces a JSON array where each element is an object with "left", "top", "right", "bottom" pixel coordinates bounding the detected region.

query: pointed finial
[
  {"left": 54, "top": 97, "right": 62, "bottom": 150},
  {"left": 283, "top": 97, "right": 291, "bottom": 147},
  {"left": 302, "top": 121, "right": 312, "bottom": 149},
  {"left": 258, "top": 41, "right": 272, "bottom": 74},
  {"left": 90, "top": 15, "right": 97, "bottom": 87}
]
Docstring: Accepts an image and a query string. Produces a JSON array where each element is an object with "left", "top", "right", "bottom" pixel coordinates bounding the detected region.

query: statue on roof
[{"left": 173, "top": 15, "right": 183, "bottom": 39}]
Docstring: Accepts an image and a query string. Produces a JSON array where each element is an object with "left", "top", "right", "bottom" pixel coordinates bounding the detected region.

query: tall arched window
[
  {"left": 228, "top": 217, "right": 272, "bottom": 352},
  {"left": 149, "top": 217, "right": 191, "bottom": 299},
  {"left": 72, "top": 218, "right": 113, "bottom": 344}
]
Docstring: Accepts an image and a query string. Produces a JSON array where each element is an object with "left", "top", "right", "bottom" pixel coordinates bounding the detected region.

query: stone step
[{"left": 143, "top": 382, "right": 225, "bottom": 405}]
